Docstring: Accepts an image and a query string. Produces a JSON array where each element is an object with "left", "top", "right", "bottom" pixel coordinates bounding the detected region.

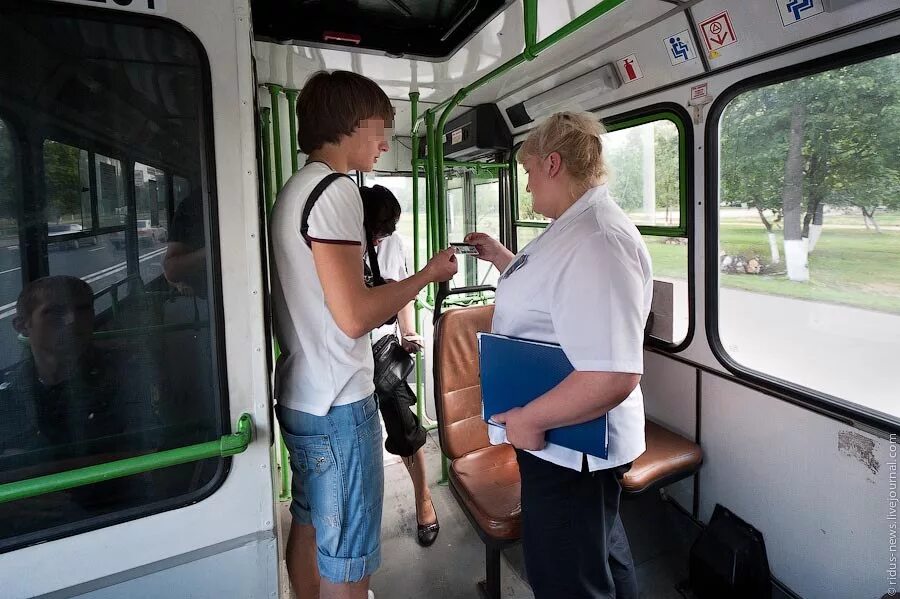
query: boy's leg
[
  {"left": 278, "top": 399, "right": 383, "bottom": 597},
  {"left": 402, "top": 449, "right": 436, "bottom": 525},
  {"left": 286, "top": 521, "right": 320, "bottom": 599},
  {"left": 320, "top": 577, "right": 371, "bottom": 599}
]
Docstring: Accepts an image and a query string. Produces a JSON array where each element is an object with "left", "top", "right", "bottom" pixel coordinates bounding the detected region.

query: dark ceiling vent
[{"left": 251, "top": 0, "right": 515, "bottom": 62}]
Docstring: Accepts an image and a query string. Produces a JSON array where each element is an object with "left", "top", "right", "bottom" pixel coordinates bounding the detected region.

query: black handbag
[
  {"left": 372, "top": 333, "right": 426, "bottom": 457},
  {"left": 372, "top": 333, "right": 415, "bottom": 395}
]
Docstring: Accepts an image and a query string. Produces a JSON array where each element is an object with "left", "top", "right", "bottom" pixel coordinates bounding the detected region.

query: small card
[{"left": 450, "top": 243, "right": 479, "bottom": 256}]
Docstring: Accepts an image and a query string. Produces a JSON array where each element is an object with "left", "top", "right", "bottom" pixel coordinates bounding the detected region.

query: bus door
[{"left": 0, "top": 2, "right": 277, "bottom": 598}]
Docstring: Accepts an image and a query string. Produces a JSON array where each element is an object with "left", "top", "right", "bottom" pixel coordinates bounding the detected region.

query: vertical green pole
[
  {"left": 410, "top": 93, "right": 427, "bottom": 425},
  {"left": 285, "top": 89, "right": 300, "bottom": 174},
  {"left": 266, "top": 84, "right": 285, "bottom": 191},
  {"left": 523, "top": 0, "right": 538, "bottom": 60},
  {"left": 260, "top": 108, "right": 274, "bottom": 211},
  {"left": 261, "top": 106, "right": 290, "bottom": 502},
  {"left": 424, "top": 111, "right": 437, "bottom": 305}
]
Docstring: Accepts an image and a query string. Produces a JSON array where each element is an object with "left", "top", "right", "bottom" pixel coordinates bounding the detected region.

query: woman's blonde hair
[{"left": 518, "top": 112, "right": 608, "bottom": 184}]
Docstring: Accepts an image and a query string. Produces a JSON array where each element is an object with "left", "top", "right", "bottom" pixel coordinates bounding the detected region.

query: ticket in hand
[{"left": 450, "top": 243, "right": 479, "bottom": 256}]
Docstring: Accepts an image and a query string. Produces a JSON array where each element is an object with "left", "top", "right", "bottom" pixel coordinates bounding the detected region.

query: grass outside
[{"left": 645, "top": 222, "right": 900, "bottom": 315}]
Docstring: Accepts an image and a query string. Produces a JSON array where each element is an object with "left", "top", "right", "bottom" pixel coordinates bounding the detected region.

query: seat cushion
[
  {"left": 449, "top": 444, "right": 521, "bottom": 541},
  {"left": 622, "top": 420, "right": 702, "bottom": 494}
]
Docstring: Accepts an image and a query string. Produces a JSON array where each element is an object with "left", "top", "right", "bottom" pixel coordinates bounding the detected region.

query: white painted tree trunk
[
  {"left": 768, "top": 232, "right": 781, "bottom": 264},
  {"left": 808, "top": 224, "right": 823, "bottom": 252},
  {"left": 785, "top": 238, "right": 809, "bottom": 282}
]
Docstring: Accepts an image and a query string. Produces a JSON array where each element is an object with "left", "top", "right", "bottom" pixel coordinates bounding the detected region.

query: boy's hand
[{"left": 423, "top": 248, "right": 458, "bottom": 283}]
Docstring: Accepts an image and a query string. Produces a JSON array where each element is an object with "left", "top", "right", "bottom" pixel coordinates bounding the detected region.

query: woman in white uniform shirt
[{"left": 465, "top": 112, "right": 651, "bottom": 598}]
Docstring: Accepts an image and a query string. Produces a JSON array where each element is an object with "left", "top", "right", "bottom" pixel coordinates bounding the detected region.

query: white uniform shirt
[
  {"left": 489, "top": 185, "right": 653, "bottom": 471},
  {"left": 270, "top": 162, "right": 375, "bottom": 416},
  {"left": 371, "top": 232, "right": 410, "bottom": 344}
]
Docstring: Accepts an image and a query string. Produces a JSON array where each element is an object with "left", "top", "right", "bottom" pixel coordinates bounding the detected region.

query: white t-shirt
[
  {"left": 489, "top": 185, "right": 653, "bottom": 471},
  {"left": 270, "top": 162, "right": 375, "bottom": 416},
  {"left": 371, "top": 232, "right": 410, "bottom": 344}
]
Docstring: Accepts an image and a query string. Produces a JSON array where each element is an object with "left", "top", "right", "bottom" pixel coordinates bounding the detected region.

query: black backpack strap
[
  {"left": 300, "top": 171, "right": 386, "bottom": 287},
  {"left": 366, "top": 233, "right": 385, "bottom": 286},
  {"left": 300, "top": 172, "right": 354, "bottom": 248}
]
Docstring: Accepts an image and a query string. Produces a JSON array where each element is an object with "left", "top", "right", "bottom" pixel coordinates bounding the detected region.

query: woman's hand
[
  {"left": 464, "top": 232, "right": 515, "bottom": 272},
  {"left": 492, "top": 407, "right": 546, "bottom": 451},
  {"left": 400, "top": 333, "right": 424, "bottom": 353}
]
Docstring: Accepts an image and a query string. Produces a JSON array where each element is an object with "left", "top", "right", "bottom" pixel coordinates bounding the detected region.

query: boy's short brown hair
[{"left": 296, "top": 70, "right": 394, "bottom": 154}]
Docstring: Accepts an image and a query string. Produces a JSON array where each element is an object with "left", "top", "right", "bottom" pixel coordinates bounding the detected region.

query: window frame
[
  {"left": 0, "top": 1, "right": 232, "bottom": 554},
  {"left": 511, "top": 103, "right": 695, "bottom": 351},
  {"left": 705, "top": 35, "right": 900, "bottom": 430}
]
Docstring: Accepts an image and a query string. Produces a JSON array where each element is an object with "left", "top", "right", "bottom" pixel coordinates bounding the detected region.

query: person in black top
[
  {"left": 0, "top": 276, "right": 158, "bottom": 488},
  {"left": 164, "top": 189, "right": 207, "bottom": 297}
]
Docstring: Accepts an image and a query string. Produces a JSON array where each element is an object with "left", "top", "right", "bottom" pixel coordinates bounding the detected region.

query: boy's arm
[{"left": 313, "top": 243, "right": 454, "bottom": 339}]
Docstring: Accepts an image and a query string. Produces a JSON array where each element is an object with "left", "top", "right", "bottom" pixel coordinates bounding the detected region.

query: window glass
[
  {"left": 716, "top": 52, "right": 900, "bottom": 416},
  {"left": 447, "top": 178, "right": 469, "bottom": 289},
  {"left": 134, "top": 164, "right": 170, "bottom": 285},
  {"left": 0, "top": 119, "right": 23, "bottom": 373},
  {"left": 43, "top": 141, "right": 92, "bottom": 231},
  {"left": 603, "top": 119, "right": 681, "bottom": 229},
  {"left": 474, "top": 178, "right": 501, "bottom": 286},
  {"left": 95, "top": 154, "right": 125, "bottom": 229},
  {"left": 515, "top": 162, "right": 549, "bottom": 223},
  {"left": 642, "top": 235, "right": 688, "bottom": 345},
  {"left": 515, "top": 225, "right": 544, "bottom": 250},
  {"left": 0, "top": 5, "right": 224, "bottom": 552}
]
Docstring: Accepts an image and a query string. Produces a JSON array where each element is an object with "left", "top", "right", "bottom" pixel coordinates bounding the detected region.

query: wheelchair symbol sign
[{"left": 662, "top": 30, "right": 697, "bottom": 66}]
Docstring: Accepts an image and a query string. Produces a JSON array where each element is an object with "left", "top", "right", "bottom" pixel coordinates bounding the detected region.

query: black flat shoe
[{"left": 416, "top": 501, "right": 440, "bottom": 547}]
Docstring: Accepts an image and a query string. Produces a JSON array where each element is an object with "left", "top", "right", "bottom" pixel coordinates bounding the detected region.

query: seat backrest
[{"left": 433, "top": 304, "right": 494, "bottom": 460}]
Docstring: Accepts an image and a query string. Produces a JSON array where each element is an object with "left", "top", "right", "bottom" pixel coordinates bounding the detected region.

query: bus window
[
  {"left": 716, "top": 52, "right": 900, "bottom": 416},
  {"left": 513, "top": 115, "right": 690, "bottom": 345},
  {"left": 42, "top": 141, "right": 92, "bottom": 231},
  {"left": 134, "top": 163, "right": 170, "bottom": 285},
  {"left": 603, "top": 117, "right": 688, "bottom": 345},
  {"left": 514, "top": 161, "right": 550, "bottom": 250},
  {"left": 0, "top": 4, "right": 225, "bottom": 553},
  {"left": 473, "top": 176, "right": 500, "bottom": 286},
  {"left": 0, "top": 119, "right": 22, "bottom": 373},
  {"left": 95, "top": 154, "right": 125, "bottom": 229},
  {"left": 604, "top": 120, "right": 681, "bottom": 229}
]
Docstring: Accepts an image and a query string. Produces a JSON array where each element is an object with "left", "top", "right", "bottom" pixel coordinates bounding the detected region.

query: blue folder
[{"left": 477, "top": 332, "right": 608, "bottom": 459}]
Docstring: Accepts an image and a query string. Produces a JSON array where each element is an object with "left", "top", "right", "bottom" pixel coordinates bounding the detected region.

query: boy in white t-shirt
[{"left": 269, "top": 71, "right": 457, "bottom": 599}]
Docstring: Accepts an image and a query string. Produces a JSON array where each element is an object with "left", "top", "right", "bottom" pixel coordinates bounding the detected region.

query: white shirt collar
[{"left": 545, "top": 184, "right": 608, "bottom": 234}]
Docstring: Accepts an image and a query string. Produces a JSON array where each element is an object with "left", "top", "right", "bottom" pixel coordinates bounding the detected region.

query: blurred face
[
  {"left": 349, "top": 117, "right": 391, "bottom": 172},
  {"left": 19, "top": 293, "right": 94, "bottom": 358}
]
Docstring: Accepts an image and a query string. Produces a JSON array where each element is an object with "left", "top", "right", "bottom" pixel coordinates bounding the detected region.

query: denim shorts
[{"left": 276, "top": 395, "right": 384, "bottom": 583}]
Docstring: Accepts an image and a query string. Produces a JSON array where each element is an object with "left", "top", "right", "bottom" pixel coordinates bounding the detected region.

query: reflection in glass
[{"left": 0, "top": 5, "right": 224, "bottom": 552}]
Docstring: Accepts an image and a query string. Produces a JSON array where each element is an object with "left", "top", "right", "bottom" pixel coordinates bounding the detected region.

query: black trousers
[{"left": 515, "top": 450, "right": 638, "bottom": 599}]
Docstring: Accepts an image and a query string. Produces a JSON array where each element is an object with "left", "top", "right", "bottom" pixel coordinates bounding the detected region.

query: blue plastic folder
[{"left": 477, "top": 332, "right": 608, "bottom": 459}]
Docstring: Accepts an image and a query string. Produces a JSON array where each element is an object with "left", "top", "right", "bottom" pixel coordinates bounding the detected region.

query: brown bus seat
[
  {"left": 623, "top": 420, "right": 703, "bottom": 494},
  {"left": 434, "top": 304, "right": 702, "bottom": 599}
]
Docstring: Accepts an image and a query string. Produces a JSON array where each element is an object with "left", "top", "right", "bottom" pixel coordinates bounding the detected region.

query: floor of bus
[{"left": 278, "top": 431, "right": 793, "bottom": 599}]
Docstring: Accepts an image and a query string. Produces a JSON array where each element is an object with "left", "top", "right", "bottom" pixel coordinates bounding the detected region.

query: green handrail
[
  {"left": 442, "top": 161, "right": 509, "bottom": 170},
  {"left": 0, "top": 414, "right": 253, "bottom": 505},
  {"left": 432, "top": 0, "right": 631, "bottom": 248},
  {"left": 266, "top": 84, "right": 285, "bottom": 191},
  {"left": 285, "top": 89, "right": 300, "bottom": 174},
  {"left": 260, "top": 108, "right": 275, "bottom": 211}
]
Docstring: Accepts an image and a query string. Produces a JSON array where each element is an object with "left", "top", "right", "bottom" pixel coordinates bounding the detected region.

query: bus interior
[{"left": 0, "top": 0, "right": 897, "bottom": 598}]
